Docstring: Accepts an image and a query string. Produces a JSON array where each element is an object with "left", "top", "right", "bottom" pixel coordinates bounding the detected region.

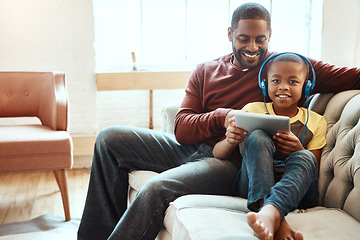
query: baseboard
[{"left": 73, "top": 156, "right": 93, "bottom": 168}]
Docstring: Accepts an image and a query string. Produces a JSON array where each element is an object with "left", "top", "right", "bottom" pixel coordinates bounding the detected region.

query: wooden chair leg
[{"left": 54, "top": 169, "right": 71, "bottom": 221}]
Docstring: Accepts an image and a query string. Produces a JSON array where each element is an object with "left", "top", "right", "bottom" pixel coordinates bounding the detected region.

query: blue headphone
[{"left": 258, "top": 52, "right": 316, "bottom": 99}]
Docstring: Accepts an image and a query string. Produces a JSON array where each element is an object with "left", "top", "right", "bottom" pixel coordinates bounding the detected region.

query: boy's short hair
[
  {"left": 268, "top": 53, "right": 309, "bottom": 77},
  {"left": 231, "top": 3, "right": 271, "bottom": 31}
]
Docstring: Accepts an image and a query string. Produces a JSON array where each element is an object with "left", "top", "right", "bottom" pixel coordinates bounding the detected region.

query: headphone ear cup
[
  {"left": 260, "top": 80, "right": 267, "bottom": 97},
  {"left": 303, "top": 80, "right": 312, "bottom": 99}
]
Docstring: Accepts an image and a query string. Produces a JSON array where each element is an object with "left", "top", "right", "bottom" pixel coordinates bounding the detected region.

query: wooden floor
[{"left": 0, "top": 168, "right": 91, "bottom": 224}]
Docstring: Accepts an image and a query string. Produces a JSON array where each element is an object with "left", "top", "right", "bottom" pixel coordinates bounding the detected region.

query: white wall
[
  {"left": 0, "top": 0, "right": 96, "bottom": 135},
  {"left": 322, "top": 0, "right": 360, "bottom": 66},
  {"left": 0, "top": 1, "right": 359, "bottom": 138}
]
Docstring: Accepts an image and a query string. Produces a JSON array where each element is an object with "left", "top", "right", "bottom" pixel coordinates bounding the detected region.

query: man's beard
[{"left": 233, "top": 48, "right": 267, "bottom": 69}]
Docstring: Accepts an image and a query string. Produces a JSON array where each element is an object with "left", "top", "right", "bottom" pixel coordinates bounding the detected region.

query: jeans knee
[
  {"left": 93, "top": 125, "right": 138, "bottom": 167},
  {"left": 96, "top": 125, "right": 126, "bottom": 145},
  {"left": 138, "top": 176, "right": 177, "bottom": 202},
  {"left": 95, "top": 125, "right": 141, "bottom": 153},
  {"left": 289, "top": 150, "right": 317, "bottom": 172}
]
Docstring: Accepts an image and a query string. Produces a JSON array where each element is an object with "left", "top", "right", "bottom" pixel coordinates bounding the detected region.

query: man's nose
[{"left": 246, "top": 39, "right": 258, "bottom": 52}]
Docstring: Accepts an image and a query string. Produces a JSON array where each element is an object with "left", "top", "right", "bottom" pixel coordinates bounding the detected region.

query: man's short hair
[{"left": 231, "top": 2, "right": 271, "bottom": 31}]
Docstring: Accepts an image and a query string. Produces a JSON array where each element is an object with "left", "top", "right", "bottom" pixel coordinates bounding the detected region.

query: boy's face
[{"left": 267, "top": 61, "right": 307, "bottom": 115}]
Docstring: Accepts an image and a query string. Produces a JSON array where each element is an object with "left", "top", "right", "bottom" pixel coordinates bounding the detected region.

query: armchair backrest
[{"left": 0, "top": 71, "right": 68, "bottom": 131}]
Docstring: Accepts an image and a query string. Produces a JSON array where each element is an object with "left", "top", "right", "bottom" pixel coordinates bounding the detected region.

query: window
[{"left": 94, "top": 0, "right": 323, "bottom": 72}]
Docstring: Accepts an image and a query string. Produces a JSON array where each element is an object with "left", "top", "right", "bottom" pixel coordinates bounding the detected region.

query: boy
[{"left": 213, "top": 53, "right": 327, "bottom": 240}]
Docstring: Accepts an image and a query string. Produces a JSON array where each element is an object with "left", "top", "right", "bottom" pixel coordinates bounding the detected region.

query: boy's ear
[{"left": 228, "top": 27, "right": 233, "bottom": 42}]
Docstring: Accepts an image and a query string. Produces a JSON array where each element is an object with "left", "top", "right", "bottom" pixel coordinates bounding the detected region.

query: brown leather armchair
[{"left": 0, "top": 71, "right": 73, "bottom": 221}]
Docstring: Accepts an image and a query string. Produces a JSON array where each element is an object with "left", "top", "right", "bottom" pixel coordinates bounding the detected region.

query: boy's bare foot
[
  {"left": 247, "top": 205, "right": 281, "bottom": 240},
  {"left": 274, "top": 219, "right": 303, "bottom": 240}
]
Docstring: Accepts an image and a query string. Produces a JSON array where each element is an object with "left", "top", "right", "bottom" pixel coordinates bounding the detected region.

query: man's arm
[
  {"left": 174, "top": 97, "right": 231, "bottom": 145},
  {"left": 174, "top": 66, "right": 232, "bottom": 145},
  {"left": 310, "top": 58, "right": 360, "bottom": 94}
]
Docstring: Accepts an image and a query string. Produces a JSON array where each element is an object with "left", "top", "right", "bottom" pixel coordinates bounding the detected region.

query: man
[{"left": 78, "top": 3, "right": 360, "bottom": 240}]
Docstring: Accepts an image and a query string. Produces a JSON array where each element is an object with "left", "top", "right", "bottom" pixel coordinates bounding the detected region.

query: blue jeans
[
  {"left": 77, "top": 126, "right": 240, "bottom": 240},
  {"left": 237, "top": 130, "right": 318, "bottom": 220}
]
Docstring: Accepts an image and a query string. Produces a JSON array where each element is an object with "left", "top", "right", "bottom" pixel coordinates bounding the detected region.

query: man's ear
[{"left": 228, "top": 27, "right": 232, "bottom": 42}]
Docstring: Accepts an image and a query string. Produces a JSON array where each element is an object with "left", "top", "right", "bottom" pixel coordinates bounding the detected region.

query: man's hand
[
  {"left": 225, "top": 117, "right": 247, "bottom": 144},
  {"left": 273, "top": 131, "right": 304, "bottom": 156}
]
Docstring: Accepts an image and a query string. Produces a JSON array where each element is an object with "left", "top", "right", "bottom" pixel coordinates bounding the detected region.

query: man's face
[{"left": 228, "top": 19, "right": 271, "bottom": 69}]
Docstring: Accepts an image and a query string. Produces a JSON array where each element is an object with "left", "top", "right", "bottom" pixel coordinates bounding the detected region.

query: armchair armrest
[{"left": 54, "top": 72, "right": 69, "bottom": 131}]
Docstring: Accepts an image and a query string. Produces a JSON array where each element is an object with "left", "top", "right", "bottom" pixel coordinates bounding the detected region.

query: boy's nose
[{"left": 278, "top": 84, "right": 289, "bottom": 90}]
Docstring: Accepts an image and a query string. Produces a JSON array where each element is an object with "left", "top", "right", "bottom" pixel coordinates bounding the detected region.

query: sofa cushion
[
  {"left": 166, "top": 194, "right": 253, "bottom": 240},
  {"left": 168, "top": 195, "right": 360, "bottom": 240},
  {"left": 286, "top": 207, "right": 360, "bottom": 239},
  {"left": 128, "top": 170, "right": 159, "bottom": 203},
  {"left": 128, "top": 170, "right": 159, "bottom": 191}
]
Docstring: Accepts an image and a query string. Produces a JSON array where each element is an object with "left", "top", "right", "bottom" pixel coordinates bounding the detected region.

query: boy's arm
[
  {"left": 273, "top": 132, "right": 304, "bottom": 156},
  {"left": 213, "top": 138, "right": 237, "bottom": 160},
  {"left": 213, "top": 117, "right": 247, "bottom": 159},
  {"left": 309, "top": 149, "right": 322, "bottom": 174},
  {"left": 304, "top": 115, "right": 327, "bottom": 172},
  {"left": 274, "top": 132, "right": 323, "bottom": 162}
]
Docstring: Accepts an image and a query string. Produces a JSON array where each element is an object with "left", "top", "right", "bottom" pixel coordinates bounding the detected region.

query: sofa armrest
[
  {"left": 160, "top": 100, "right": 181, "bottom": 134},
  {"left": 305, "top": 93, "right": 334, "bottom": 115}
]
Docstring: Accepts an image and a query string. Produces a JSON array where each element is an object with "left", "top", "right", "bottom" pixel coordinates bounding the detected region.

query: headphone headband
[{"left": 258, "top": 52, "right": 316, "bottom": 98}]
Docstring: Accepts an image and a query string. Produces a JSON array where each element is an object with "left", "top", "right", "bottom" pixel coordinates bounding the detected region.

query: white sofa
[{"left": 128, "top": 90, "right": 360, "bottom": 240}]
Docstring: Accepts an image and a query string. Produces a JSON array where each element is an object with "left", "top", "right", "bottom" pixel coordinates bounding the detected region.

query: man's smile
[{"left": 242, "top": 52, "right": 260, "bottom": 58}]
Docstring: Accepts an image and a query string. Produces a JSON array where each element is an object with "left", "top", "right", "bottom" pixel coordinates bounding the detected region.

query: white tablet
[{"left": 234, "top": 110, "right": 290, "bottom": 137}]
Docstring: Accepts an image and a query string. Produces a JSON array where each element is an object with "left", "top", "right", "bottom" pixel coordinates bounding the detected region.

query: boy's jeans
[
  {"left": 237, "top": 129, "right": 319, "bottom": 220},
  {"left": 77, "top": 125, "right": 240, "bottom": 240}
]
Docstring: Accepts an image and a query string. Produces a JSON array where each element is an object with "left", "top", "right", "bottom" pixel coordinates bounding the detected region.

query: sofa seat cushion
[
  {"left": 0, "top": 125, "right": 72, "bottom": 172},
  {"left": 129, "top": 170, "right": 159, "bottom": 192},
  {"left": 128, "top": 170, "right": 159, "bottom": 203},
  {"left": 168, "top": 195, "right": 360, "bottom": 240},
  {"left": 166, "top": 194, "right": 254, "bottom": 239},
  {"left": 286, "top": 207, "right": 360, "bottom": 239}
]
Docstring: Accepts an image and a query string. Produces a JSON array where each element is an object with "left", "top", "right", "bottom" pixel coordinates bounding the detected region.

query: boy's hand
[
  {"left": 225, "top": 117, "right": 247, "bottom": 144},
  {"left": 224, "top": 110, "right": 235, "bottom": 128},
  {"left": 273, "top": 131, "right": 304, "bottom": 156}
]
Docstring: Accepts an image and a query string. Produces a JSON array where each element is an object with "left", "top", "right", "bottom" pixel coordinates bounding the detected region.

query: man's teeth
[
  {"left": 278, "top": 95, "right": 289, "bottom": 98},
  {"left": 244, "top": 53, "right": 258, "bottom": 58}
]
